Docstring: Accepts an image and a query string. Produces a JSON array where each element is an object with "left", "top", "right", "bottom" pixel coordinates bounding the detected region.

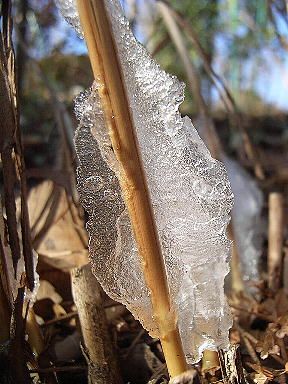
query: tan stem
[
  {"left": 72, "top": 264, "right": 121, "bottom": 384},
  {"left": 228, "top": 223, "right": 244, "bottom": 293},
  {"left": 76, "top": 0, "right": 187, "bottom": 377},
  {"left": 202, "top": 350, "right": 220, "bottom": 372},
  {"left": 268, "top": 192, "right": 284, "bottom": 291}
]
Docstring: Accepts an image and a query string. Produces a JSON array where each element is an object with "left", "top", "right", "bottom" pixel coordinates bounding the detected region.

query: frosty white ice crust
[{"left": 57, "top": 0, "right": 234, "bottom": 362}]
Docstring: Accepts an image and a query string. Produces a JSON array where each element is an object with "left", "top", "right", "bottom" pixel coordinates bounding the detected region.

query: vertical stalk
[
  {"left": 268, "top": 192, "right": 284, "bottom": 291},
  {"left": 228, "top": 223, "right": 244, "bottom": 293},
  {"left": 72, "top": 264, "right": 121, "bottom": 384},
  {"left": 76, "top": 0, "right": 187, "bottom": 377},
  {"left": 202, "top": 350, "right": 220, "bottom": 372}
]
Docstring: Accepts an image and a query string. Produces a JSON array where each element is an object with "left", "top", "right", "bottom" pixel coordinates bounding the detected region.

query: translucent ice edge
[
  {"left": 59, "top": 0, "right": 234, "bottom": 363},
  {"left": 55, "top": 0, "right": 83, "bottom": 37},
  {"left": 225, "top": 157, "right": 264, "bottom": 281}
]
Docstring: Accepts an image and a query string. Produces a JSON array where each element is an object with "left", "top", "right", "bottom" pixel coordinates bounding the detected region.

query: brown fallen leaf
[
  {"left": 26, "top": 180, "right": 89, "bottom": 270},
  {"left": 251, "top": 372, "right": 269, "bottom": 384}
]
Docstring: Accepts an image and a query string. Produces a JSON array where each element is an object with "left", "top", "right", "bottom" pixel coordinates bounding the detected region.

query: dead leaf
[
  {"left": 252, "top": 372, "right": 269, "bottom": 384},
  {"left": 26, "top": 180, "right": 88, "bottom": 270}
]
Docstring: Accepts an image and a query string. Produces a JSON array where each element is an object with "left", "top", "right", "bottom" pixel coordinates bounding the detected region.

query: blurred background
[
  {"left": 2, "top": 1, "right": 288, "bottom": 383},
  {"left": 16, "top": 0, "right": 288, "bottom": 172}
]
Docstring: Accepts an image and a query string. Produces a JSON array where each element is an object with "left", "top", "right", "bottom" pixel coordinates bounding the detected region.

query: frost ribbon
[{"left": 56, "top": 0, "right": 234, "bottom": 372}]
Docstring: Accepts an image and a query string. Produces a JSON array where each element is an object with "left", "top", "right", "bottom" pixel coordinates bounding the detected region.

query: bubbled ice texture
[
  {"left": 74, "top": 86, "right": 156, "bottom": 334},
  {"left": 61, "top": 0, "right": 234, "bottom": 363}
]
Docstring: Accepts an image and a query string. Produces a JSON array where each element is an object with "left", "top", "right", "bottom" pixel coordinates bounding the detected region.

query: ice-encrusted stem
[{"left": 76, "top": 0, "right": 187, "bottom": 377}]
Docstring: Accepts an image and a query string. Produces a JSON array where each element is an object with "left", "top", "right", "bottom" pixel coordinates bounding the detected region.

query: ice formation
[
  {"left": 56, "top": 0, "right": 234, "bottom": 362},
  {"left": 55, "top": 0, "right": 83, "bottom": 37},
  {"left": 224, "top": 158, "right": 264, "bottom": 281}
]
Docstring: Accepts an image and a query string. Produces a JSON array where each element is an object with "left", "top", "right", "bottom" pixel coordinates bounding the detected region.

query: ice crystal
[
  {"left": 55, "top": 0, "right": 83, "bottom": 37},
  {"left": 57, "top": 0, "right": 234, "bottom": 362},
  {"left": 225, "top": 158, "right": 264, "bottom": 281}
]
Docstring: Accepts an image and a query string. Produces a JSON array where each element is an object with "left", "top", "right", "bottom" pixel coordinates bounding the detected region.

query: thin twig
[
  {"left": 29, "top": 366, "right": 87, "bottom": 374},
  {"left": 42, "top": 311, "right": 78, "bottom": 327}
]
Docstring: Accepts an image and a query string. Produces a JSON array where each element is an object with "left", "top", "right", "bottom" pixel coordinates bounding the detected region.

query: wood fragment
[{"left": 268, "top": 192, "right": 284, "bottom": 291}]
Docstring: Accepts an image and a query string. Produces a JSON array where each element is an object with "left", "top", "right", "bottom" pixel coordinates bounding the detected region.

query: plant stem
[
  {"left": 202, "top": 350, "right": 220, "bottom": 372},
  {"left": 76, "top": 0, "right": 187, "bottom": 377},
  {"left": 72, "top": 264, "right": 121, "bottom": 384},
  {"left": 268, "top": 192, "right": 284, "bottom": 291}
]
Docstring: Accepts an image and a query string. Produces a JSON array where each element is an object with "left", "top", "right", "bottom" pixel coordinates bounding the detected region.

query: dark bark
[{"left": 0, "top": 0, "right": 35, "bottom": 290}]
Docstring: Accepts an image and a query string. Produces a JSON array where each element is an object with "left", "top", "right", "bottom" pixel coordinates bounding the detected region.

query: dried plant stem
[
  {"left": 201, "top": 350, "right": 220, "bottom": 372},
  {"left": 72, "top": 264, "right": 120, "bottom": 384},
  {"left": 268, "top": 192, "right": 284, "bottom": 291},
  {"left": 228, "top": 223, "right": 244, "bottom": 293},
  {"left": 76, "top": 0, "right": 187, "bottom": 377}
]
